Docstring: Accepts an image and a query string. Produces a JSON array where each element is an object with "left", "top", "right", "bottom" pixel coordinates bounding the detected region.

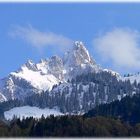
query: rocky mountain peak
[
  {"left": 63, "top": 41, "right": 96, "bottom": 67},
  {"left": 49, "top": 55, "right": 63, "bottom": 68},
  {"left": 39, "top": 58, "right": 48, "bottom": 64},
  {"left": 74, "top": 41, "right": 84, "bottom": 49},
  {"left": 24, "top": 60, "right": 38, "bottom": 71}
]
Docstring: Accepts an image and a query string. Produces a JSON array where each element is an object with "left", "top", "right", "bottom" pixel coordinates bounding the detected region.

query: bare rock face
[
  {"left": 63, "top": 41, "right": 95, "bottom": 67},
  {"left": 24, "top": 60, "right": 38, "bottom": 71},
  {"left": 63, "top": 41, "right": 101, "bottom": 79},
  {"left": 48, "top": 55, "right": 64, "bottom": 80}
]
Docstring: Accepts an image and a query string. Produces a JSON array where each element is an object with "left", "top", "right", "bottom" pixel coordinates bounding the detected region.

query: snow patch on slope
[
  {"left": 0, "top": 92, "right": 7, "bottom": 102},
  {"left": 103, "top": 69, "right": 120, "bottom": 78},
  {"left": 11, "top": 66, "right": 59, "bottom": 91},
  {"left": 4, "top": 106, "right": 63, "bottom": 120},
  {"left": 122, "top": 74, "right": 140, "bottom": 84}
]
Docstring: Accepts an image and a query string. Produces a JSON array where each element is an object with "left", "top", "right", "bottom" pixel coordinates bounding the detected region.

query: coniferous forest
[
  {"left": 0, "top": 72, "right": 140, "bottom": 137},
  {"left": 0, "top": 94, "right": 140, "bottom": 137},
  {"left": 84, "top": 94, "right": 140, "bottom": 125},
  {"left": 0, "top": 115, "right": 139, "bottom": 137}
]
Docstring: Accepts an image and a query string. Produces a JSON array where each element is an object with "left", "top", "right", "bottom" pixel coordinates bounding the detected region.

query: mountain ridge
[{"left": 0, "top": 41, "right": 104, "bottom": 102}]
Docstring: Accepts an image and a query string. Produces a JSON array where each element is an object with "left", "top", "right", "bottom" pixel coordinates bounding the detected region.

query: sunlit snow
[
  {"left": 4, "top": 106, "right": 63, "bottom": 120},
  {"left": 122, "top": 74, "right": 140, "bottom": 84},
  {"left": 11, "top": 66, "right": 59, "bottom": 91}
]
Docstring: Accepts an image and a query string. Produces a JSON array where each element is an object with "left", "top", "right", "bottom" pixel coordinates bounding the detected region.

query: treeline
[
  {"left": 84, "top": 94, "right": 140, "bottom": 125},
  {"left": 1, "top": 86, "right": 140, "bottom": 137},
  {"left": 22, "top": 71, "right": 140, "bottom": 114},
  {"left": 0, "top": 115, "right": 140, "bottom": 137}
]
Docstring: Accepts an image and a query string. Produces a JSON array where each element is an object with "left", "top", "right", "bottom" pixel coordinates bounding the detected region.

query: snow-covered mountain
[
  {"left": 1, "top": 40, "right": 140, "bottom": 119},
  {"left": 0, "top": 41, "right": 108, "bottom": 102}
]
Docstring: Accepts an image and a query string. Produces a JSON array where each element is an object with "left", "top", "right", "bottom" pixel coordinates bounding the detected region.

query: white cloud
[
  {"left": 93, "top": 28, "right": 140, "bottom": 72},
  {"left": 9, "top": 25, "right": 73, "bottom": 52}
]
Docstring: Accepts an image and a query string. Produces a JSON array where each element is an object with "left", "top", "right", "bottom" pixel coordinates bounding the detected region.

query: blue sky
[{"left": 1, "top": 3, "right": 140, "bottom": 78}]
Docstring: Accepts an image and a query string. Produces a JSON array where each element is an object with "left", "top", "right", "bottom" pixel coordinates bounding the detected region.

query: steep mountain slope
[
  {"left": 63, "top": 41, "right": 101, "bottom": 79},
  {"left": 1, "top": 71, "right": 136, "bottom": 117},
  {"left": 45, "top": 71, "right": 138, "bottom": 114},
  {"left": 0, "top": 41, "right": 106, "bottom": 102},
  {"left": 11, "top": 64, "right": 59, "bottom": 91}
]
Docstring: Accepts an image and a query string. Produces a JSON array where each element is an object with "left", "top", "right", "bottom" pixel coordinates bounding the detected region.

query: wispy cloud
[
  {"left": 93, "top": 28, "right": 140, "bottom": 72},
  {"left": 9, "top": 25, "right": 73, "bottom": 53}
]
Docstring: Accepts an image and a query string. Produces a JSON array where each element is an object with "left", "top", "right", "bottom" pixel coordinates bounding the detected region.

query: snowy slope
[
  {"left": 0, "top": 92, "right": 7, "bottom": 102},
  {"left": 4, "top": 106, "right": 63, "bottom": 120},
  {"left": 122, "top": 73, "right": 140, "bottom": 84},
  {"left": 11, "top": 66, "right": 59, "bottom": 91}
]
